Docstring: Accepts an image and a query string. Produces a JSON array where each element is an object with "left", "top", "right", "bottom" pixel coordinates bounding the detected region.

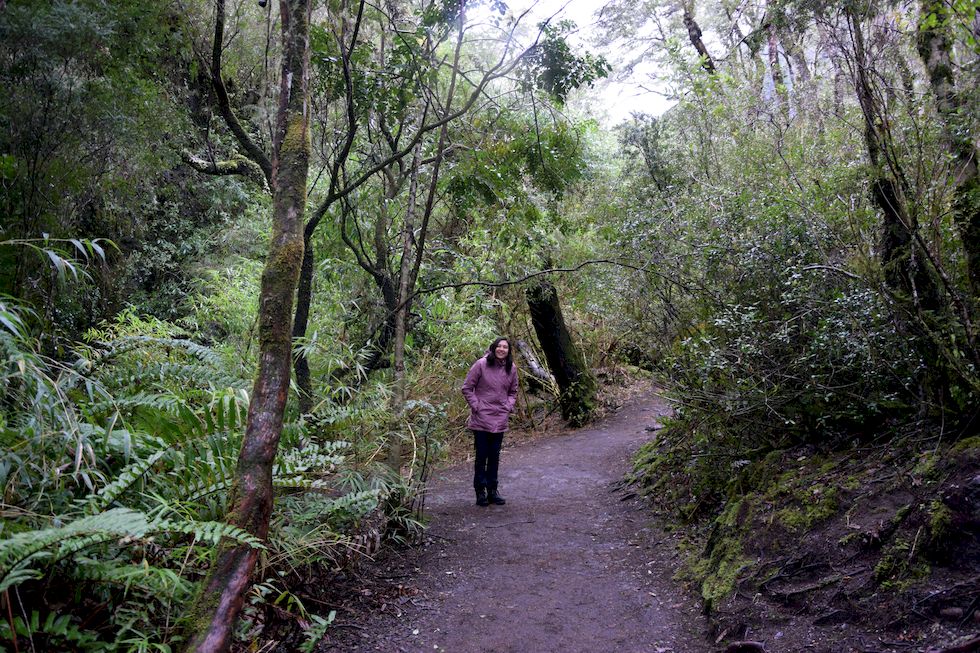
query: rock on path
[{"left": 325, "top": 394, "right": 707, "bottom": 653}]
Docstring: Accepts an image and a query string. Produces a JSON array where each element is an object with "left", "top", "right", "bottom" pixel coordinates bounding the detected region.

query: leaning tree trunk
[
  {"left": 183, "top": 1, "right": 311, "bottom": 651},
  {"left": 683, "top": 3, "right": 715, "bottom": 74},
  {"left": 526, "top": 280, "right": 597, "bottom": 427}
]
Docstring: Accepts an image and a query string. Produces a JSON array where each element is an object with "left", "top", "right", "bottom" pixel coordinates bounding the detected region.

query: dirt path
[{"left": 323, "top": 393, "right": 707, "bottom": 653}]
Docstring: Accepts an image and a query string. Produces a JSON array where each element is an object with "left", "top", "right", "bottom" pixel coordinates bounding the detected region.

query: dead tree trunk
[
  {"left": 183, "top": 0, "right": 311, "bottom": 650},
  {"left": 526, "top": 281, "right": 597, "bottom": 426}
]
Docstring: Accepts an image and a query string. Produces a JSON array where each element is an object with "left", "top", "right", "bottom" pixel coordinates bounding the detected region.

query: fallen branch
[
  {"left": 926, "top": 636, "right": 980, "bottom": 653},
  {"left": 723, "top": 642, "right": 767, "bottom": 653}
]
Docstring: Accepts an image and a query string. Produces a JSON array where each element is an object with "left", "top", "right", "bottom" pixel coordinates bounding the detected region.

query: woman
[{"left": 461, "top": 337, "right": 519, "bottom": 507}]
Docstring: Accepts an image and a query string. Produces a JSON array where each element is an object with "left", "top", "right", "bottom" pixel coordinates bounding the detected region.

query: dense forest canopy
[{"left": 0, "top": 0, "right": 977, "bottom": 650}]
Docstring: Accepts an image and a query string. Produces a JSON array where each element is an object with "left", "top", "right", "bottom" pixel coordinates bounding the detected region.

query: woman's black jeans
[{"left": 472, "top": 430, "right": 503, "bottom": 491}]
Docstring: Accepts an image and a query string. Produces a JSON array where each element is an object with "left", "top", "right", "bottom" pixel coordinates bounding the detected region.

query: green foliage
[
  {"left": 299, "top": 611, "right": 336, "bottom": 653},
  {"left": 0, "top": 304, "right": 400, "bottom": 648},
  {"left": 873, "top": 538, "right": 931, "bottom": 591},
  {"left": 522, "top": 22, "right": 611, "bottom": 105}
]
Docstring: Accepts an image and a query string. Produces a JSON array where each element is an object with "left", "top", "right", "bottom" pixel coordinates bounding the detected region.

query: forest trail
[{"left": 323, "top": 394, "right": 706, "bottom": 652}]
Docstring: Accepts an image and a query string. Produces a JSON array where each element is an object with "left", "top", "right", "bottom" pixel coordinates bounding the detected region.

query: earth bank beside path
[{"left": 322, "top": 393, "right": 707, "bottom": 653}]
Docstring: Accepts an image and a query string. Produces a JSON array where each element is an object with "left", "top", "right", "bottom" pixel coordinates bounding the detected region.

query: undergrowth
[{"left": 0, "top": 310, "right": 424, "bottom": 651}]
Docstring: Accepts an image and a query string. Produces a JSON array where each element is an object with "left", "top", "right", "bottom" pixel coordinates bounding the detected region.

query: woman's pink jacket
[{"left": 461, "top": 356, "right": 519, "bottom": 433}]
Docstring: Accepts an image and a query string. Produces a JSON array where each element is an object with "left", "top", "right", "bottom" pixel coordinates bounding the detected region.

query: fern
[
  {"left": 274, "top": 441, "right": 349, "bottom": 476},
  {"left": 323, "top": 489, "right": 383, "bottom": 520},
  {"left": 85, "top": 449, "right": 169, "bottom": 514},
  {"left": 0, "top": 508, "right": 151, "bottom": 592},
  {"left": 72, "top": 557, "right": 193, "bottom": 599},
  {"left": 0, "top": 508, "right": 266, "bottom": 594},
  {"left": 272, "top": 477, "right": 334, "bottom": 491},
  {"left": 298, "top": 611, "right": 336, "bottom": 653},
  {"left": 150, "top": 518, "right": 265, "bottom": 549},
  {"left": 86, "top": 336, "right": 224, "bottom": 367},
  {"left": 0, "top": 610, "right": 107, "bottom": 652},
  {"left": 85, "top": 391, "right": 185, "bottom": 417}
]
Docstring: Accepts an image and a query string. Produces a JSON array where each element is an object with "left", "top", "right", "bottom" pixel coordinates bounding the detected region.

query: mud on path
[{"left": 321, "top": 394, "right": 707, "bottom": 653}]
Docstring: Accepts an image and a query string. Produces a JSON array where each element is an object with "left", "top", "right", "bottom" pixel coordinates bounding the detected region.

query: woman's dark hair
[{"left": 485, "top": 337, "right": 513, "bottom": 373}]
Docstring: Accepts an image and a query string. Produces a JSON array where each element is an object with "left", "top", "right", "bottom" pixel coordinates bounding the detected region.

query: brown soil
[{"left": 317, "top": 391, "right": 708, "bottom": 652}]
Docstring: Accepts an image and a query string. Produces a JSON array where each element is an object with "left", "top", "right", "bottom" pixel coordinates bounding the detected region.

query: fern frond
[
  {"left": 72, "top": 557, "right": 194, "bottom": 599},
  {"left": 322, "top": 490, "right": 382, "bottom": 520},
  {"left": 150, "top": 518, "right": 265, "bottom": 549},
  {"left": 274, "top": 441, "right": 348, "bottom": 476},
  {"left": 272, "top": 477, "right": 334, "bottom": 491},
  {"left": 0, "top": 508, "right": 151, "bottom": 592},
  {"left": 88, "top": 337, "right": 224, "bottom": 367},
  {"left": 96, "top": 362, "right": 246, "bottom": 393},
  {"left": 85, "top": 449, "right": 169, "bottom": 514},
  {"left": 86, "top": 391, "right": 184, "bottom": 417}
]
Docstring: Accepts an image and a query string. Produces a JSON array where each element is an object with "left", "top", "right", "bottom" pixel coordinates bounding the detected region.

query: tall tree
[
  {"left": 917, "top": 0, "right": 980, "bottom": 298},
  {"left": 183, "top": 0, "right": 311, "bottom": 650},
  {"left": 842, "top": 6, "right": 941, "bottom": 312}
]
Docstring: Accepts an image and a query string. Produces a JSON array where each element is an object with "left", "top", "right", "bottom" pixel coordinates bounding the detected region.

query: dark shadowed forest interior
[{"left": 1, "top": 0, "right": 978, "bottom": 651}]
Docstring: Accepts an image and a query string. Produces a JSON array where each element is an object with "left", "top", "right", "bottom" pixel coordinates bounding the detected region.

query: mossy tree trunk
[
  {"left": 526, "top": 280, "right": 597, "bottom": 427},
  {"left": 917, "top": 0, "right": 980, "bottom": 299},
  {"left": 846, "top": 9, "right": 942, "bottom": 313},
  {"left": 183, "top": 1, "right": 311, "bottom": 651}
]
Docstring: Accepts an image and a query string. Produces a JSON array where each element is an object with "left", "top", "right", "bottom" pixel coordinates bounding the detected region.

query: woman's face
[{"left": 494, "top": 340, "right": 509, "bottom": 360}]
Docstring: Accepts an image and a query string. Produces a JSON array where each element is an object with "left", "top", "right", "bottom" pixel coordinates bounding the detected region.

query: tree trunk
[
  {"left": 526, "top": 281, "right": 597, "bottom": 427},
  {"left": 917, "top": 0, "right": 980, "bottom": 297},
  {"left": 683, "top": 3, "right": 716, "bottom": 74},
  {"left": 847, "top": 9, "right": 940, "bottom": 311},
  {"left": 387, "top": 140, "right": 423, "bottom": 471},
  {"left": 183, "top": 1, "right": 311, "bottom": 651},
  {"left": 767, "top": 20, "right": 787, "bottom": 115},
  {"left": 293, "top": 233, "right": 315, "bottom": 414}
]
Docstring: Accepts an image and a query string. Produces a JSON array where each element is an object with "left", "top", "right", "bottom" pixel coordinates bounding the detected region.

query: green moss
[
  {"left": 926, "top": 500, "right": 955, "bottom": 559},
  {"left": 761, "top": 468, "right": 799, "bottom": 503},
  {"left": 911, "top": 451, "right": 939, "bottom": 479},
  {"left": 843, "top": 475, "right": 861, "bottom": 490},
  {"left": 950, "top": 435, "right": 980, "bottom": 455},
  {"left": 818, "top": 460, "right": 836, "bottom": 474},
  {"left": 873, "top": 538, "right": 930, "bottom": 591},
  {"left": 731, "top": 450, "right": 783, "bottom": 497},
  {"left": 838, "top": 531, "right": 861, "bottom": 547},
  {"left": 776, "top": 486, "right": 839, "bottom": 532},
  {"left": 692, "top": 498, "right": 757, "bottom": 610}
]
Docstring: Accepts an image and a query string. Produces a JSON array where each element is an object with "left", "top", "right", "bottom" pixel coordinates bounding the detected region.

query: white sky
[{"left": 510, "top": 0, "right": 674, "bottom": 125}]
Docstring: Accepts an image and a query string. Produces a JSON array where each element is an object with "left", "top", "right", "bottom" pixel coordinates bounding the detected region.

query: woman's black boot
[
  {"left": 475, "top": 487, "right": 489, "bottom": 506},
  {"left": 487, "top": 486, "right": 506, "bottom": 505}
]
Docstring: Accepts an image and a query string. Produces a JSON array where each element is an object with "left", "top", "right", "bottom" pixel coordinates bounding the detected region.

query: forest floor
[{"left": 314, "top": 387, "right": 708, "bottom": 652}]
